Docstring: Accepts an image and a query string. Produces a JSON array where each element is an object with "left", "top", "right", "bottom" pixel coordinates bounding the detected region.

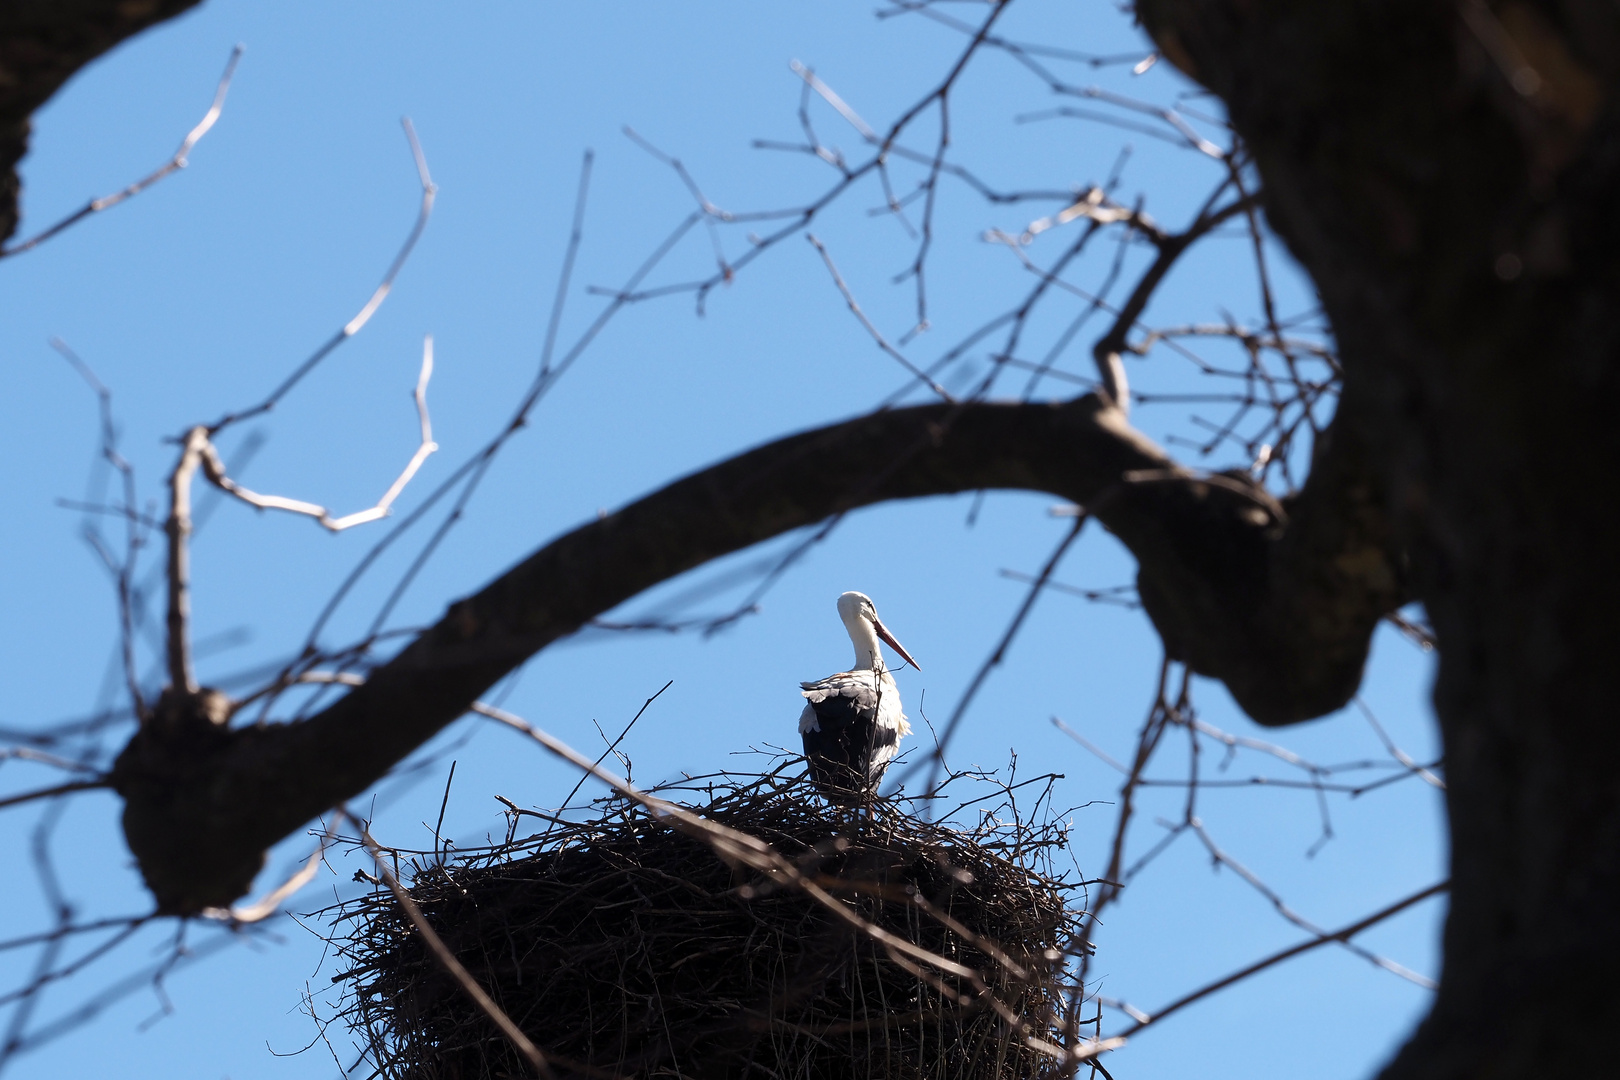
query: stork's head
[{"left": 836, "top": 591, "right": 921, "bottom": 671}]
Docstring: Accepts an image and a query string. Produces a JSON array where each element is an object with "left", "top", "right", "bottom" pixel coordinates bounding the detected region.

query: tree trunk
[{"left": 1136, "top": 0, "right": 1620, "bottom": 1072}]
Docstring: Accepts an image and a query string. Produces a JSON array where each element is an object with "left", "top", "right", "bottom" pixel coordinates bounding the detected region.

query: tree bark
[
  {"left": 1135, "top": 0, "right": 1620, "bottom": 1073},
  {"left": 112, "top": 394, "right": 1402, "bottom": 913}
]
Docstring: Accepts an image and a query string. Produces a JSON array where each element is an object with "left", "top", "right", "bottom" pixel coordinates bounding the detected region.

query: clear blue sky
[{"left": 0, "top": 2, "right": 1444, "bottom": 1077}]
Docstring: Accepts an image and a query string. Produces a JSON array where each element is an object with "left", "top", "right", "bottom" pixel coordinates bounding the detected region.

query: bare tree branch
[
  {"left": 0, "top": 46, "right": 241, "bottom": 259},
  {"left": 110, "top": 386, "right": 1402, "bottom": 912},
  {"left": 163, "top": 426, "right": 208, "bottom": 696},
  {"left": 347, "top": 809, "right": 559, "bottom": 1080},
  {"left": 898, "top": 512, "right": 1087, "bottom": 798},
  {"left": 807, "top": 233, "right": 955, "bottom": 401},
  {"left": 0, "top": 780, "right": 108, "bottom": 813},
  {"left": 0, "top": 0, "right": 212, "bottom": 244},
  {"left": 1107, "top": 880, "right": 1448, "bottom": 1042},
  {"left": 197, "top": 336, "right": 439, "bottom": 532},
  {"left": 207, "top": 119, "right": 438, "bottom": 435}
]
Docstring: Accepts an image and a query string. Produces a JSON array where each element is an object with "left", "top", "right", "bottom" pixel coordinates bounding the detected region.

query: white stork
[{"left": 798, "top": 591, "right": 919, "bottom": 803}]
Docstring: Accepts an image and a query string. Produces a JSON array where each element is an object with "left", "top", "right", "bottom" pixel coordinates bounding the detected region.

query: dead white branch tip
[
  {"left": 0, "top": 46, "right": 244, "bottom": 259},
  {"left": 200, "top": 335, "right": 440, "bottom": 532}
]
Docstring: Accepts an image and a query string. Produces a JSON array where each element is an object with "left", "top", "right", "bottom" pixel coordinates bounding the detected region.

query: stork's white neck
[{"left": 843, "top": 612, "right": 884, "bottom": 672}]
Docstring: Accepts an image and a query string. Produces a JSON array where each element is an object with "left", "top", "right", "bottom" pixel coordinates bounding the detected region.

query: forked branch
[
  {"left": 198, "top": 336, "right": 439, "bottom": 532},
  {"left": 161, "top": 339, "right": 438, "bottom": 699}
]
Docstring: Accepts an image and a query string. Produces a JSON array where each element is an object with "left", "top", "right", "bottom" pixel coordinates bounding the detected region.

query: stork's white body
[{"left": 798, "top": 592, "right": 917, "bottom": 803}]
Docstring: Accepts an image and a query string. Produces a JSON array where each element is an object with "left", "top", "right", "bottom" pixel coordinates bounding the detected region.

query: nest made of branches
[{"left": 327, "top": 766, "right": 1083, "bottom": 1080}]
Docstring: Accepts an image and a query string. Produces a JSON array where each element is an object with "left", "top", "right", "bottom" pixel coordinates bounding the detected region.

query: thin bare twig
[
  {"left": 162, "top": 337, "right": 437, "bottom": 700},
  {"left": 1069, "top": 660, "right": 1181, "bottom": 1004},
  {"left": 345, "top": 808, "right": 559, "bottom": 1080},
  {"left": 1357, "top": 698, "right": 1445, "bottom": 789},
  {"left": 49, "top": 340, "right": 147, "bottom": 713},
  {"left": 209, "top": 118, "right": 438, "bottom": 434},
  {"left": 807, "top": 234, "right": 955, "bottom": 402},
  {"left": 791, "top": 60, "right": 880, "bottom": 145},
  {"left": 553, "top": 680, "right": 674, "bottom": 817},
  {"left": 206, "top": 818, "right": 337, "bottom": 924},
  {"left": 1186, "top": 819, "right": 1436, "bottom": 987},
  {"left": 1108, "top": 881, "right": 1448, "bottom": 1041},
  {"left": 1, "top": 47, "right": 244, "bottom": 259},
  {"left": 0, "top": 780, "right": 108, "bottom": 814},
  {"left": 895, "top": 514, "right": 1088, "bottom": 798},
  {"left": 198, "top": 335, "right": 440, "bottom": 532}
]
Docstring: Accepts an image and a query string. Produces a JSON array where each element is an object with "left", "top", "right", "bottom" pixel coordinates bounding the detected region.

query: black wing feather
[{"left": 800, "top": 676, "right": 898, "bottom": 803}]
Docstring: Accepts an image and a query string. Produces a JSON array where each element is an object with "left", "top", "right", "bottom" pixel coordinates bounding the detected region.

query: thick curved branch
[{"left": 112, "top": 393, "right": 1401, "bottom": 912}]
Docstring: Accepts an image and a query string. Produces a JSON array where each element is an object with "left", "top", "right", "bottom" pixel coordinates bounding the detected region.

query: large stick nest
[{"left": 327, "top": 767, "right": 1084, "bottom": 1079}]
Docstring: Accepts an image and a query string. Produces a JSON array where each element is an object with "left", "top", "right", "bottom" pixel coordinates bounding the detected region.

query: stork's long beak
[{"left": 872, "top": 616, "right": 921, "bottom": 671}]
